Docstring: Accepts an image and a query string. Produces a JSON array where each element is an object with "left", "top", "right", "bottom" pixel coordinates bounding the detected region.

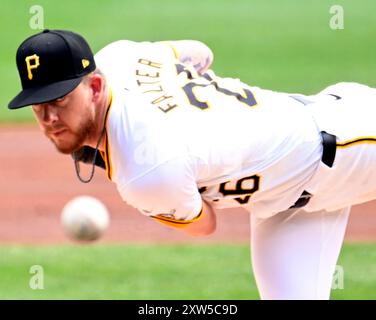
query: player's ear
[{"left": 88, "top": 73, "right": 103, "bottom": 102}]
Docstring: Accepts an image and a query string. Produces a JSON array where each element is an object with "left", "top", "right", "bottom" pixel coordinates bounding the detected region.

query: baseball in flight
[{"left": 61, "top": 195, "right": 110, "bottom": 241}]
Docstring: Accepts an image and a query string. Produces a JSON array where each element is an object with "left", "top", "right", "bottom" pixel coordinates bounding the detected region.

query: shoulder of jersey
[{"left": 95, "top": 40, "right": 136, "bottom": 59}]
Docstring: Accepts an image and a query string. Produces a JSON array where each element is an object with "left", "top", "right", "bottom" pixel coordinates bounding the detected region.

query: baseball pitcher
[{"left": 8, "top": 30, "right": 376, "bottom": 299}]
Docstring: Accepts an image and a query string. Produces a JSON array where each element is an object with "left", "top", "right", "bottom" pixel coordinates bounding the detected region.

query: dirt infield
[{"left": 0, "top": 125, "right": 375, "bottom": 244}]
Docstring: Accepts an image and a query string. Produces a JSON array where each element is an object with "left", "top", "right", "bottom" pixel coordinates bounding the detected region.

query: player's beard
[{"left": 47, "top": 113, "right": 96, "bottom": 155}]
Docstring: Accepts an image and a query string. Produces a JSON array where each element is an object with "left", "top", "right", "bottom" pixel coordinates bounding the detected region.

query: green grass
[
  {"left": 332, "top": 243, "right": 376, "bottom": 299},
  {"left": 0, "top": 243, "right": 375, "bottom": 299},
  {"left": 1, "top": 0, "right": 376, "bottom": 122}
]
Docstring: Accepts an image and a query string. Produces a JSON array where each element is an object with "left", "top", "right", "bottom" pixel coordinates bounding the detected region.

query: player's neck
[{"left": 86, "top": 85, "right": 110, "bottom": 152}]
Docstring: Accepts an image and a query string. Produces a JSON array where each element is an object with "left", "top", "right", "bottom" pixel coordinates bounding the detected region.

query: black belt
[
  {"left": 320, "top": 131, "right": 337, "bottom": 168},
  {"left": 289, "top": 131, "right": 337, "bottom": 209}
]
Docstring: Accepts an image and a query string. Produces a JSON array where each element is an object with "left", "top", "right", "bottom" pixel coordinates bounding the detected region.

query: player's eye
[
  {"left": 32, "top": 104, "right": 43, "bottom": 113},
  {"left": 55, "top": 95, "right": 67, "bottom": 102}
]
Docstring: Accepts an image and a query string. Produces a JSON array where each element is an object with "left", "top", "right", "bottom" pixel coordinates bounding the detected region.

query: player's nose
[{"left": 36, "top": 103, "right": 59, "bottom": 124}]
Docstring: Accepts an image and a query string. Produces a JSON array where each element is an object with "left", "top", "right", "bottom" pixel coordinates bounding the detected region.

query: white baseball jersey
[
  {"left": 296, "top": 82, "right": 376, "bottom": 212},
  {"left": 94, "top": 40, "right": 327, "bottom": 224}
]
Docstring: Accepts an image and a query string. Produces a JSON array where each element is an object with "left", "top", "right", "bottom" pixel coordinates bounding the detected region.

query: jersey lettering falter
[
  {"left": 135, "top": 59, "right": 258, "bottom": 112},
  {"left": 135, "top": 58, "right": 178, "bottom": 113}
]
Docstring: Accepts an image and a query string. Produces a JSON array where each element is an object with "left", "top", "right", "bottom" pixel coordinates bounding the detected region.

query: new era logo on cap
[
  {"left": 82, "top": 59, "right": 90, "bottom": 69},
  {"left": 8, "top": 29, "right": 96, "bottom": 109}
]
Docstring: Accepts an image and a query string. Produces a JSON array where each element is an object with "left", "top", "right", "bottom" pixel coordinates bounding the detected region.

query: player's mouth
[{"left": 48, "top": 128, "right": 68, "bottom": 138}]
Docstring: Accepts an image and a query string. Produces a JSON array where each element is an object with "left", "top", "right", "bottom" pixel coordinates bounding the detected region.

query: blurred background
[{"left": 0, "top": 0, "right": 375, "bottom": 299}]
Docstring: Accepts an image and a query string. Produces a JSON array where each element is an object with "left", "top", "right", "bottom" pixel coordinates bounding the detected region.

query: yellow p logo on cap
[{"left": 25, "top": 54, "right": 40, "bottom": 80}]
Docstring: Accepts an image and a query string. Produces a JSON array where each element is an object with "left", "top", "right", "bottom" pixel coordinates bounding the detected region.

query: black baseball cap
[{"left": 8, "top": 29, "right": 96, "bottom": 109}]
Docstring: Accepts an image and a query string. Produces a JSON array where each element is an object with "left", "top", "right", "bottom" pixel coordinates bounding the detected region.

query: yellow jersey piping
[
  {"left": 151, "top": 206, "right": 204, "bottom": 229},
  {"left": 103, "top": 88, "right": 113, "bottom": 180},
  {"left": 337, "top": 137, "right": 376, "bottom": 148}
]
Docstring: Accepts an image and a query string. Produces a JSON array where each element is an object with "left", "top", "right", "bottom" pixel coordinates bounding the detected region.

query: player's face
[{"left": 32, "top": 81, "right": 96, "bottom": 154}]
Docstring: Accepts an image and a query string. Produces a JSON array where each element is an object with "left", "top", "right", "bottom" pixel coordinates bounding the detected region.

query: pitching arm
[
  {"left": 180, "top": 200, "right": 217, "bottom": 236},
  {"left": 121, "top": 158, "right": 217, "bottom": 237},
  {"left": 160, "top": 40, "right": 214, "bottom": 74},
  {"left": 149, "top": 199, "right": 217, "bottom": 236}
]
